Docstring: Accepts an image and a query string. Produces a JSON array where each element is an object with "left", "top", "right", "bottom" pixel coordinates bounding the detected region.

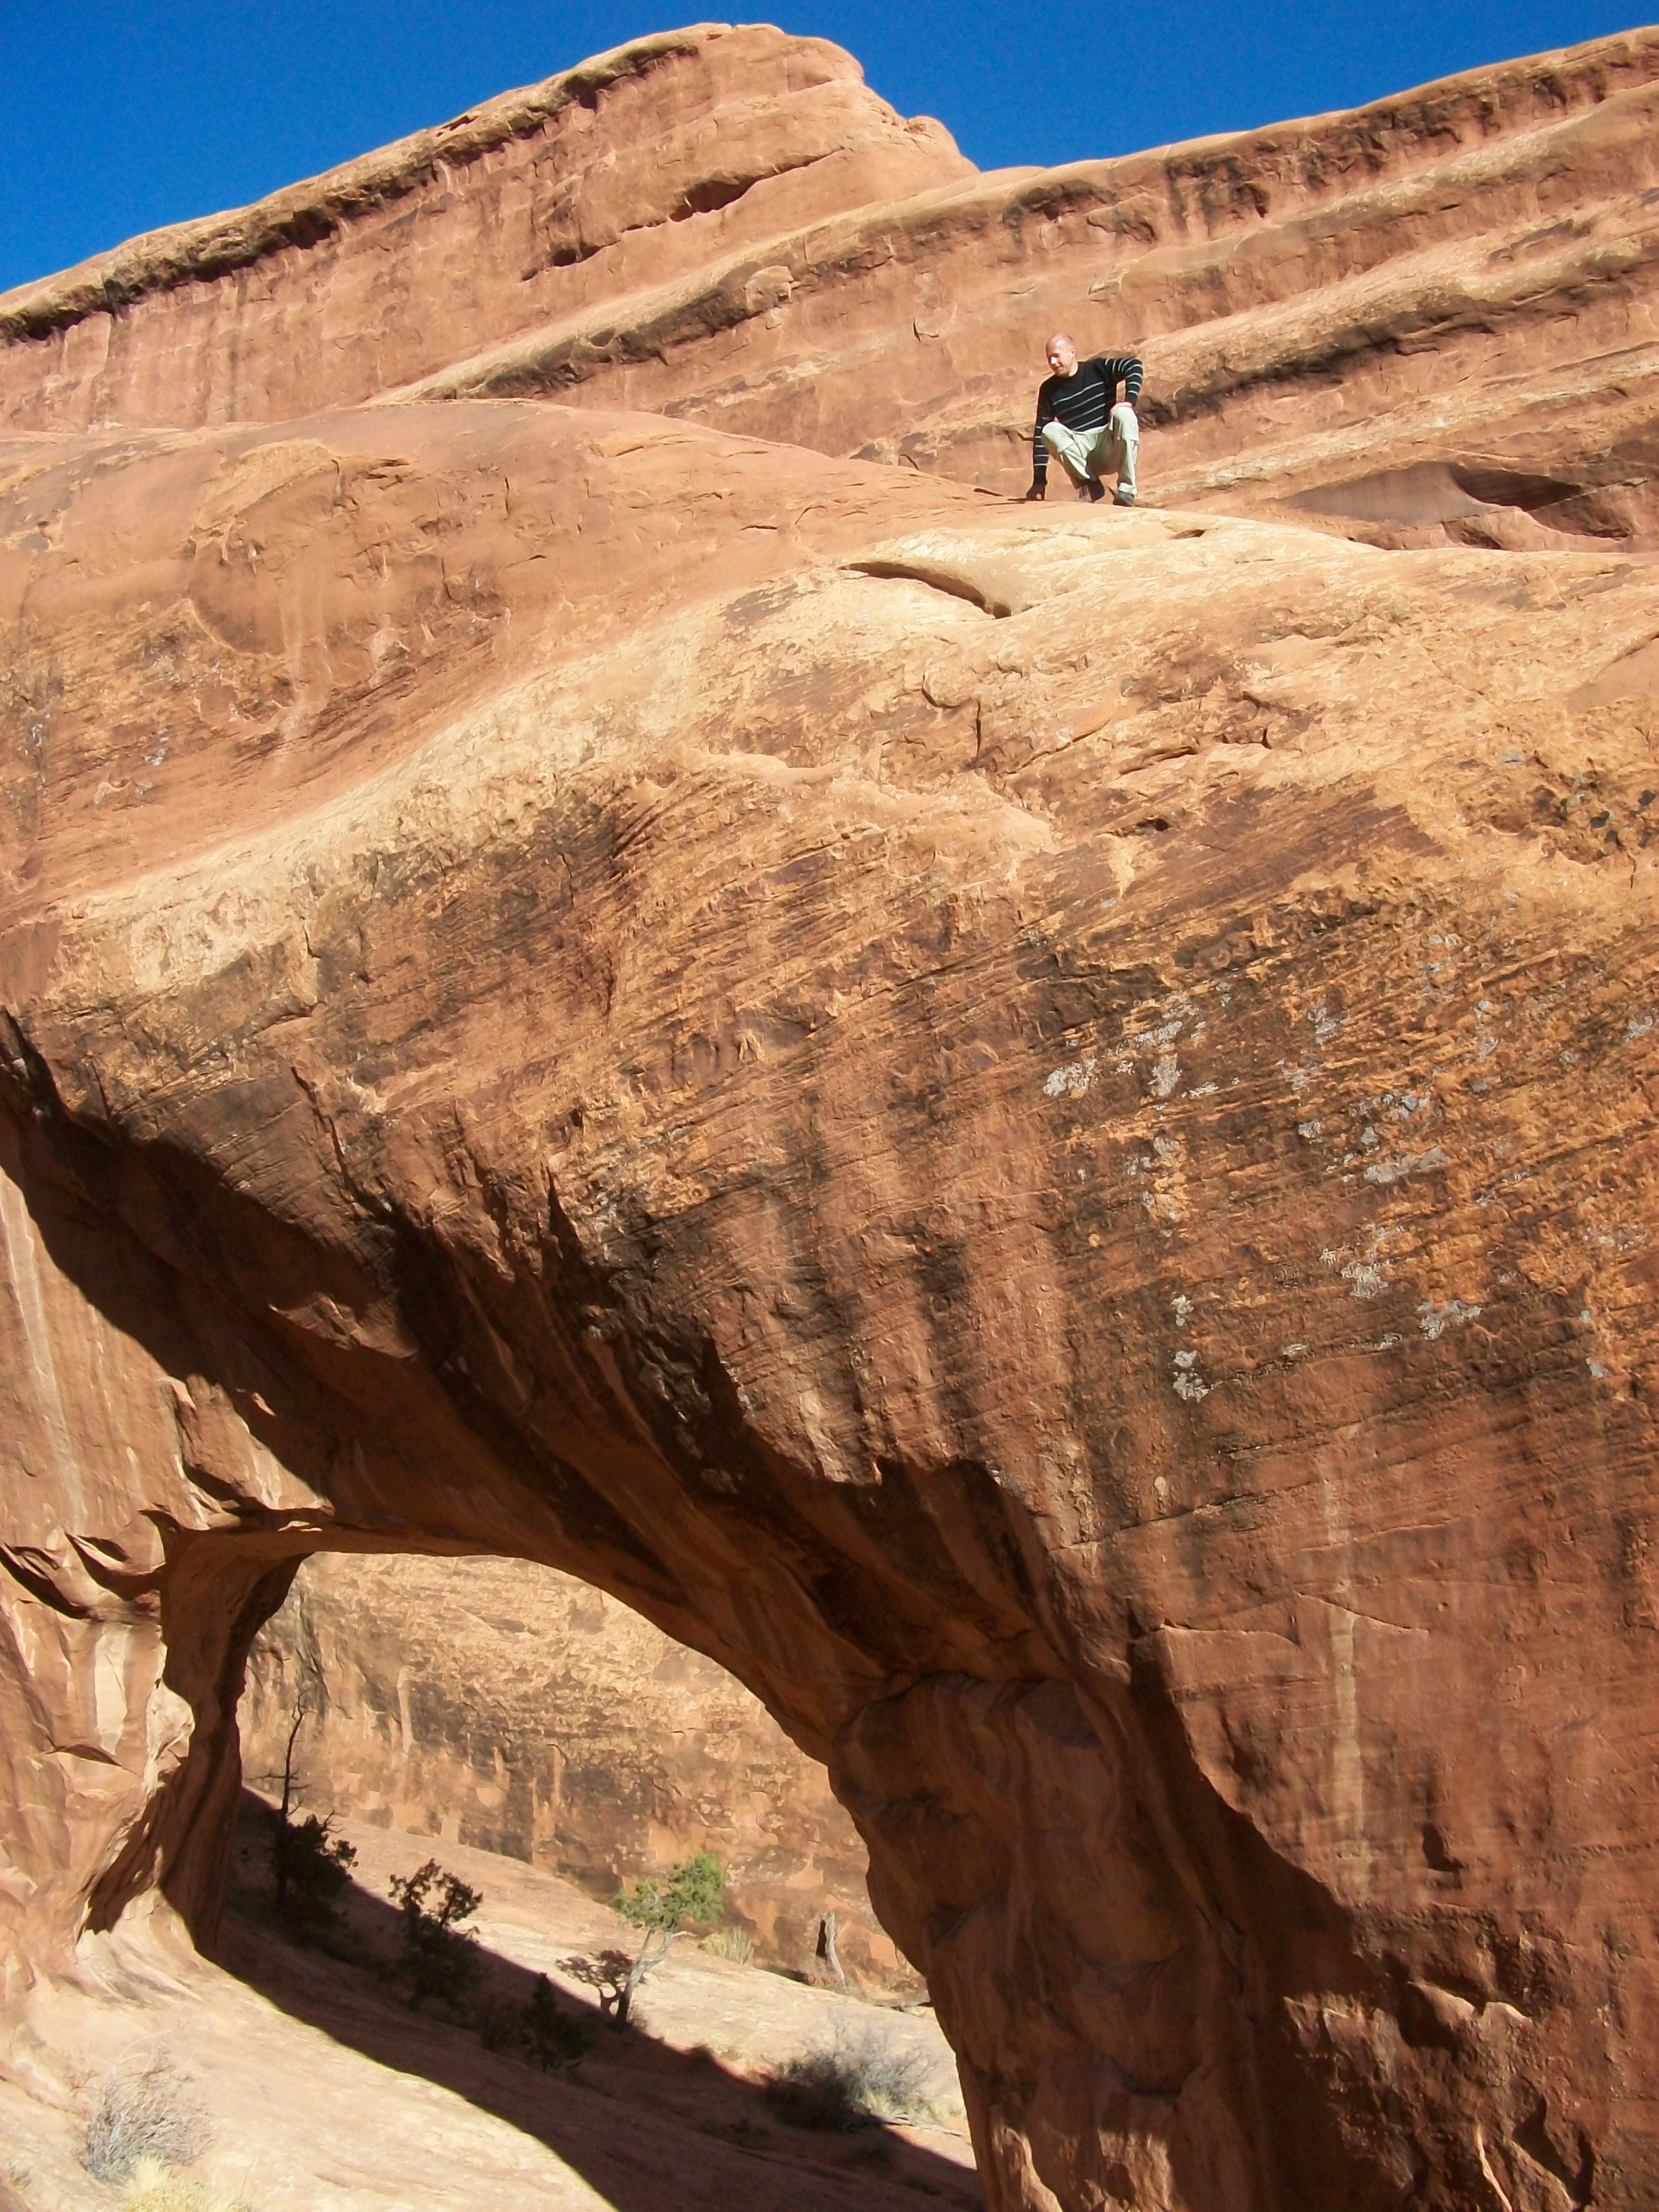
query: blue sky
[{"left": 1, "top": 1, "right": 1648, "bottom": 294}]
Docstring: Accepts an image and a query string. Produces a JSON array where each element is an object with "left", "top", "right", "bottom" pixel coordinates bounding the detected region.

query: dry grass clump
[
  {"left": 123, "top": 2160, "right": 255, "bottom": 2212},
  {"left": 766, "top": 2024, "right": 948, "bottom": 2130},
  {"left": 701, "top": 1925, "right": 755, "bottom": 1965},
  {"left": 80, "top": 2054, "right": 210, "bottom": 2183}
]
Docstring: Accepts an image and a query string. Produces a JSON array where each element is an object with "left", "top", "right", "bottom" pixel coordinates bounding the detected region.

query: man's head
[{"left": 1045, "top": 333, "right": 1079, "bottom": 377}]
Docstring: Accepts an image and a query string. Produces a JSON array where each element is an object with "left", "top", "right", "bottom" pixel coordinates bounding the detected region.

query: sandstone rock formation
[
  {"left": 0, "top": 25, "right": 969, "bottom": 435},
  {"left": 1, "top": 23, "right": 1656, "bottom": 2212},
  {"left": 241, "top": 1549, "right": 910, "bottom": 1983},
  {"left": 6, "top": 21, "right": 1659, "bottom": 545}
]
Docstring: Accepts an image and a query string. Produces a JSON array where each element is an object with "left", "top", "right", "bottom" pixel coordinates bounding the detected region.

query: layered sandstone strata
[
  {"left": 1, "top": 24, "right": 1657, "bottom": 2212},
  {"left": 241, "top": 1549, "right": 908, "bottom": 1983},
  {"left": 0, "top": 25, "right": 970, "bottom": 434},
  {"left": 4, "top": 23, "right": 1659, "bottom": 545}
]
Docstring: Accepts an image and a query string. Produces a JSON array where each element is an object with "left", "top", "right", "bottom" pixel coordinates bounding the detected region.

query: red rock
[
  {"left": 0, "top": 26, "right": 969, "bottom": 436},
  {"left": 1, "top": 26, "right": 1657, "bottom": 2212},
  {"left": 6, "top": 24, "right": 1659, "bottom": 545}
]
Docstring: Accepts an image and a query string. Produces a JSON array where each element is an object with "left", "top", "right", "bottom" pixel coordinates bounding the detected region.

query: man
[{"left": 1024, "top": 334, "right": 1142, "bottom": 506}]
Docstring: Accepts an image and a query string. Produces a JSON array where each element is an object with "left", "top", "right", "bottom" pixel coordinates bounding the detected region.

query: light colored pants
[{"left": 1042, "top": 403, "right": 1138, "bottom": 498}]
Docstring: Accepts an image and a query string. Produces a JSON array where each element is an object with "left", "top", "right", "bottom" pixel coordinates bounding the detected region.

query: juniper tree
[
  {"left": 611, "top": 1850, "right": 724, "bottom": 2025},
  {"left": 389, "top": 1859, "right": 483, "bottom": 2013}
]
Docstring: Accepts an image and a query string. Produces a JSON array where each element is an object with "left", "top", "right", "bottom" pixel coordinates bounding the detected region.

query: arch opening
[
  {"left": 0, "top": 1055, "right": 1300, "bottom": 2212},
  {"left": 238, "top": 1546, "right": 918, "bottom": 1992}
]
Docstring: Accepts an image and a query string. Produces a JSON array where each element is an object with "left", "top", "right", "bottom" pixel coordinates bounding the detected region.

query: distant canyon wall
[{"left": 241, "top": 1551, "right": 911, "bottom": 1985}]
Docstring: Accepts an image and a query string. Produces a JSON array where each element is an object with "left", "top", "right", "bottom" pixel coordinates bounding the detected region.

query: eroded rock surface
[
  {"left": 242, "top": 1550, "right": 910, "bottom": 1983},
  {"left": 1, "top": 24, "right": 1656, "bottom": 2212},
  {"left": 0, "top": 25, "right": 968, "bottom": 437}
]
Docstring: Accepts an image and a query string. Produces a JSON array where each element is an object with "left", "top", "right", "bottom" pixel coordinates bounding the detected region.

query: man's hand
[{"left": 1024, "top": 478, "right": 1046, "bottom": 501}]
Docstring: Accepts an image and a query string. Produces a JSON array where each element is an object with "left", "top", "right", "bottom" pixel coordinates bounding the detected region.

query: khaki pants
[{"left": 1041, "top": 403, "right": 1138, "bottom": 498}]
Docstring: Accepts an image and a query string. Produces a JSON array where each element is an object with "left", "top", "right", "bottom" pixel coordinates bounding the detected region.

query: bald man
[{"left": 1024, "top": 334, "right": 1142, "bottom": 505}]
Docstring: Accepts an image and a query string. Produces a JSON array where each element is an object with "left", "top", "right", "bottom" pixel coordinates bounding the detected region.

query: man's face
[{"left": 1045, "top": 335, "right": 1078, "bottom": 377}]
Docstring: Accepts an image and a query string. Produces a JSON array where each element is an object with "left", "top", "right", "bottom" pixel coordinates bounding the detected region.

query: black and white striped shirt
[{"left": 1031, "top": 354, "right": 1144, "bottom": 478}]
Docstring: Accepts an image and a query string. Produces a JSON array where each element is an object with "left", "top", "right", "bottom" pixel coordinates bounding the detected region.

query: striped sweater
[{"left": 1031, "top": 354, "right": 1144, "bottom": 478}]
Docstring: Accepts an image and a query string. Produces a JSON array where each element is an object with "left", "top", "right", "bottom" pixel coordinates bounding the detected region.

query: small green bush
[{"left": 615, "top": 1849, "right": 724, "bottom": 1941}]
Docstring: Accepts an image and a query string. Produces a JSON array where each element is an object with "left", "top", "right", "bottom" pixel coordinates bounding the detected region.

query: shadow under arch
[{"left": 219, "top": 1787, "right": 982, "bottom": 2211}]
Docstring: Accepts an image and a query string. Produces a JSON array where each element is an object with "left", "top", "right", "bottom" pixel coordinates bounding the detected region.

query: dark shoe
[
  {"left": 1114, "top": 488, "right": 1136, "bottom": 507},
  {"left": 1084, "top": 478, "right": 1107, "bottom": 503}
]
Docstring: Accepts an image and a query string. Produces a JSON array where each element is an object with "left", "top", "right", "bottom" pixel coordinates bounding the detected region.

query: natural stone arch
[
  {"left": 1, "top": 396, "right": 1655, "bottom": 2212},
  {"left": 0, "top": 1065, "right": 1268, "bottom": 2212}
]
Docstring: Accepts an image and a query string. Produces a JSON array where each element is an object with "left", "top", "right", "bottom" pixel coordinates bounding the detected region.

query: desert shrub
[
  {"left": 766, "top": 2027, "right": 942, "bottom": 2131},
  {"left": 524, "top": 1974, "right": 594, "bottom": 2071},
  {"left": 389, "top": 1859, "right": 482, "bottom": 2013},
  {"left": 702, "top": 1925, "right": 755, "bottom": 1965},
  {"left": 80, "top": 2054, "right": 210, "bottom": 2183},
  {"left": 473, "top": 1973, "right": 592, "bottom": 2069},
  {"left": 271, "top": 1809, "right": 357, "bottom": 1933},
  {"left": 474, "top": 1995, "right": 524, "bottom": 2053}
]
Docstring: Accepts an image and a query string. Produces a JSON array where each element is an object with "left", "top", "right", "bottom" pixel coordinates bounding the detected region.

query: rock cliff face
[
  {"left": 6, "top": 22, "right": 1659, "bottom": 545},
  {"left": 241, "top": 1550, "right": 909, "bottom": 1983},
  {"left": 1, "top": 24, "right": 1656, "bottom": 2211},
  {"left": 0, "top": 26, "right": 969, "bottom": 434}
]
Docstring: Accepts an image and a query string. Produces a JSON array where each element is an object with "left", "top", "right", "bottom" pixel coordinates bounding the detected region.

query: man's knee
[{"left": 1040, "top": 420, "right": 1067, "bottom": 450}]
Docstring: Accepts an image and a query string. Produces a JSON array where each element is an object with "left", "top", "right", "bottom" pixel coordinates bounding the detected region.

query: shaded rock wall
[
  {"left": 1, "top": 25, "right": 1657, "bottom": 2212},
  {"left": 241, "top": 1550, "right": 910, "bottom": 1983}
]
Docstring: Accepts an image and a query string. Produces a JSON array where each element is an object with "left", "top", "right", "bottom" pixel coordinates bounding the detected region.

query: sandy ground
[{"left": 1, "top": 1803, "right": 980, "bottom": 2212}]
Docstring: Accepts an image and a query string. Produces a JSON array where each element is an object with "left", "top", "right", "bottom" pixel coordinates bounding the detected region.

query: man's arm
[
  {"left": 1026, "top": 375, "right": 1054, "bottom": 499},
  {"left": 1086, "top": 354, "right": 1144, "bottom": 407}
]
